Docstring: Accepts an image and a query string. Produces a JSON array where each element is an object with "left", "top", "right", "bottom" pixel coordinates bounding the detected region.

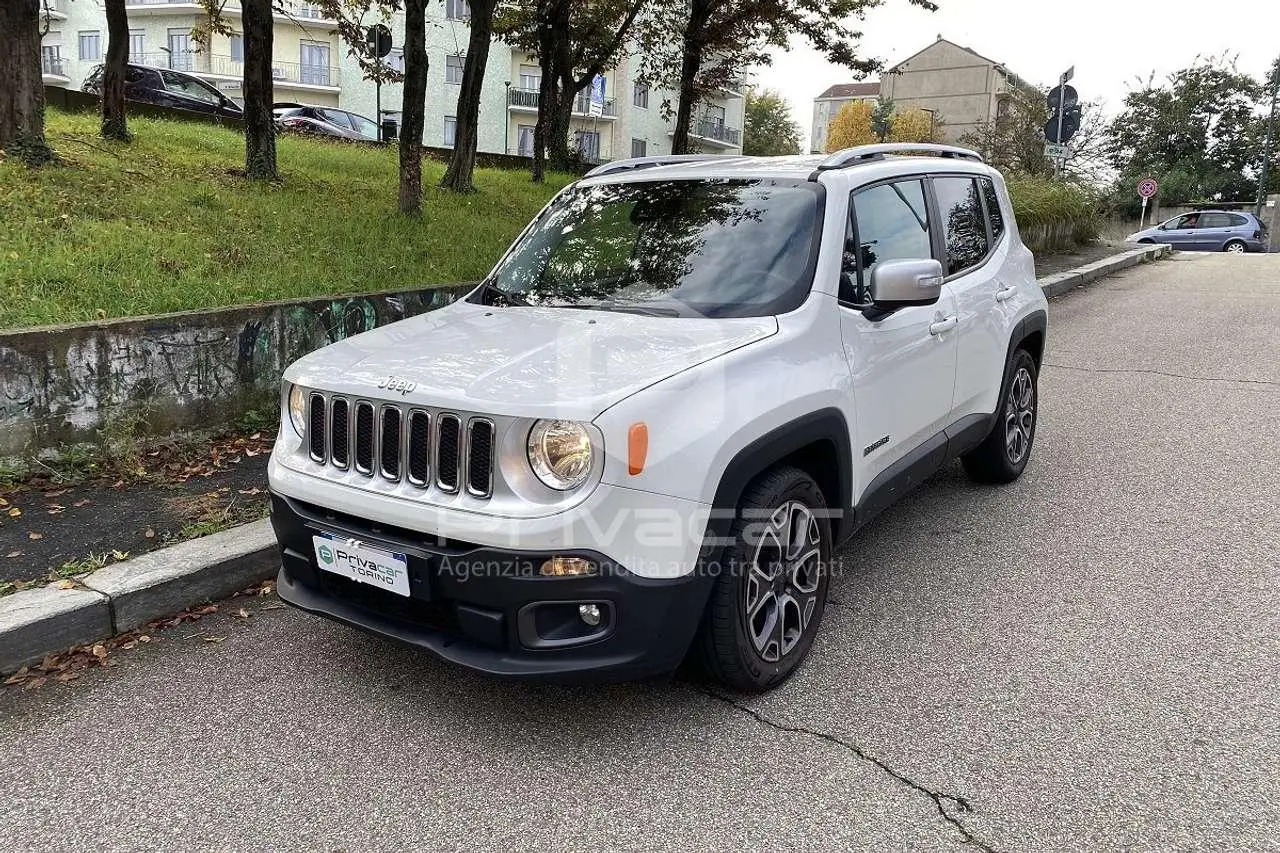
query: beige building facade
[{"left": 812, "top": 37, "right": 1027, "bottom": 150}]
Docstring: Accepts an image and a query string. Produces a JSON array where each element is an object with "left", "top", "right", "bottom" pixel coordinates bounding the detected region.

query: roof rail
[
  {"left": 815, "top": 143, "right": 984, "bottom": 172},
  {"left": 584, "top": 154, "right": 727, "bottom": 178}
]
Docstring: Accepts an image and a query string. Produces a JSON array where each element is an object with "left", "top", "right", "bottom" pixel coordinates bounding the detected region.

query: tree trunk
[
  {"left": 530, "top": 3, "right": 560, "bottom": 184},
  {"left": 440, "top": 0, "right": 495, "bottom": 193},
  {"left": 102, "top": 0, "right": 130, "bottom": 141},
  {"left": 670, "top": 37, "right": 703, "bottom": 155},
  {"left": 0, "top": 0, "right": 54, "bottom": 165},
  {"left": 399, "top": 0, "right": 428, "bottom": 213},
  {"left": 242, "top": 0, "right": 276, "bottom": 180},
  {"left": 550, "top": 69, "right": 576, "bottom": 171}
]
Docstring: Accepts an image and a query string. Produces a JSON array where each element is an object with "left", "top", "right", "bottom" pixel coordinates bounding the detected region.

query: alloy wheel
[
  {"left": 1226, "top": 242, "right": 1246, "bottom": 254},
  {"left": 743, "top": 501, "right": 823, "bottom": 663},
  {"left": 1005, "top": 366, "right": 1035, "bottom": 464}
]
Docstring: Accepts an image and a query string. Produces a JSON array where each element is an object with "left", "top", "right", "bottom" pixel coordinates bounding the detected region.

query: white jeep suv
[{"left": 268, "top": 144, "right": 1047, "bottom": 692}]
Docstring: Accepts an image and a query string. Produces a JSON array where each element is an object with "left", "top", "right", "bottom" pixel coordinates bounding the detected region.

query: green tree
[
  {"left": 742, "top": 88, "right": 801, "bottom": 155},
  {"left": 638, "top": 0, "right": 937, "bottom": 155},
  {"left": 496, "top": 0, "right": 643, "bottom": 181},
  {"left": 1106, "top": 56, "right": 1263, "bottom": 203}
]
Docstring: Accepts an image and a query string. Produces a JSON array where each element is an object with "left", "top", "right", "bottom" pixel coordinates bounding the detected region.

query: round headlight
[
  {"left": 287, "top": 384, "right": 307, "bottom": 437},
  {"left": 527, "top": 419, "right": 594, "bottom": 490}
]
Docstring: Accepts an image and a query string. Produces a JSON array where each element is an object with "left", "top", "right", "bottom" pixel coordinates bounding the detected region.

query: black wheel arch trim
[
  {"left": 1009, "top": 309, "right": 1047, "bottom": 369},
  {"left": 708, "top": 408, "right": 854, "bottom": 543}
]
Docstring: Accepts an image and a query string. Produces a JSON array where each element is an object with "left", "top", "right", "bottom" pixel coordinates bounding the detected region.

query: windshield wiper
[{"left": 563, "top": 302, "right": 683, "bottom": 317}]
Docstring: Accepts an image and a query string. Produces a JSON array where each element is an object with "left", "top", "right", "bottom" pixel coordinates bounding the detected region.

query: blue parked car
[{"left": 1127, "top": 210, "right": 1269, "bottom": 253}]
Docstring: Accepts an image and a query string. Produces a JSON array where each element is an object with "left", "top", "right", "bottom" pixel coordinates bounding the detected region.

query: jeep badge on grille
[{"left": 376, "top": 375, "right": 417, "bottom": 395}]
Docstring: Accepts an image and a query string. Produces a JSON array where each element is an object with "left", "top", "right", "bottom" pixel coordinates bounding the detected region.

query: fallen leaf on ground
[
  {"left": 144, "top": 527, "right": 155, "bottom": 539},
  {"left": 138, "top": 635, "right": 151, "bottom": 643},
  {"left": 43, "top": 489, "right": 69, "bottom": 498},
  {"left": 4, "top": 667, "right": 29, "bottom": 685},
  {"left": 7, "top": 507, "right": 20, "bottom": 518},
  {"left": 56, "top": 580, "right": 75, "bottom": 590},
  {"left": 46, "top": 507, "right": 64, "bottom": 516},
  {"left": 28, "top": 532, "right": 43, "bottom": 540},
  {"left": 90, "top": 644, "right": 108, "bottom": 661},
  {"left": 195, "top": 604, "right": 219, "bottom": 615},
  {"left": 22, "top": 677, "right": 47, "bottom": 691},
  {"left": 110, "top": 480, "right": 123, "bottom": 488},
  {"left": 203, "top": 636, "right": 225, "bottom": 643},
  {"left": 73, "top": 499, "right": 91, "bottom": 508},
  {"left": 111, "top": 550, "right": 129, "bottom": 561},
  {"left": 0, "top": 497, "right": 8, "bottom": 507},
  {"left": 5, "top": 551, "right": 23, "bottom": 558},
  {"left": 235, "top": 608, "right": 250, "bottom": 618},
  {"left": 56, "top": 671, "right": 80, "bottom": 682}
]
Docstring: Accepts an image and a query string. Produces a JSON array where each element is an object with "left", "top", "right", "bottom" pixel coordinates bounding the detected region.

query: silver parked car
[{"left": 1127, "top": 210, "right": 1268, "bottom": 253}]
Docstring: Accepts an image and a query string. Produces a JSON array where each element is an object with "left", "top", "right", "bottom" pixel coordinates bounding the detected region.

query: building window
[
  {"left": 229, "top": 34, "right": 243, "bottom": 64},
  {"left": 517, "top": 124, "right": 534, "bottom": 156},
  {"left": 445, "top": 54, "right": 464, "bottom": 84},
  {"left": 574, "top": 130, "right": 600, "bottom": 162},
  {"left": 167, "top": 29, "right": 192, "bottom": 71},
  {"left": 444, "top": 116, "right": 457, "bottom": 147},
  {"left": 633, "top": 82, "right": 648, "bottom": 109},
  {"left": 78, "top": 31, "right": 101, "bottom": 61},
  {"left": 41, "top": 44, "right": 63, "bottom": 76},
  {"left": 445, "top": 0, "right": 470, "bottom": 21},
  {"left": 299, "top": 41, "right": 331, "bottom": 86},
  {"left": 705, "top": 103, "right": 726, "bottom": 128},
  {"left": 630, "top": 138, "right": 646, "bottom": 158},
  {"left": 518, "top": 63, "right": 539, "bottom": 91},
  {"left": 129, "top": 29, "right": 144, "bottom": 59}
]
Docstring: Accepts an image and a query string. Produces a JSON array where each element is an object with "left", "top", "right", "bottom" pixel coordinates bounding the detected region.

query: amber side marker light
[{"left": 628, "top": 422, "right": 648, "bottom": 475}]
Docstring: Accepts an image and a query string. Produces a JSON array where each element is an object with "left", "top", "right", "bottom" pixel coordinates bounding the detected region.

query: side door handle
[
  {"left": 995, "top": 284, "right": 1017, "bottom": 302},
  {"left": 929, "top": 316, "right": 957, "bottom": 336}
]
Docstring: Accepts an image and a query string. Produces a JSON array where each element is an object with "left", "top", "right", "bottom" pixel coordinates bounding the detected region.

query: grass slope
[{"left": 0, "top": 110, "right": 571, "bottom": 330}]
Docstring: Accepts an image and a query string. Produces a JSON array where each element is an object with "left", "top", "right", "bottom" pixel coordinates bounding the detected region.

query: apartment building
[
  {"left": 39, "top": 0, "right": 744, "bottom": 160},
  {"left": 812, "top": 36, "right": 1028, "bottom": 148}
]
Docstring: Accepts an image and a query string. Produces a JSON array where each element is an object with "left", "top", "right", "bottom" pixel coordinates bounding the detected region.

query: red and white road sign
[{"left": 1138, "top": 178, "right": 1158, "bottom": 199}]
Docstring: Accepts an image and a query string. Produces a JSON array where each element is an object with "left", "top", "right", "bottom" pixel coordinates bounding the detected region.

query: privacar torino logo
[{"left": 377, "top": 375, "right": 417, "bottom": 395}]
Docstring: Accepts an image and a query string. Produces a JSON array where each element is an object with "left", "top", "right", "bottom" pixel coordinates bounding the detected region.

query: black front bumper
[{"left": 269, "top": 492, "right": 714, "bottom": 682}]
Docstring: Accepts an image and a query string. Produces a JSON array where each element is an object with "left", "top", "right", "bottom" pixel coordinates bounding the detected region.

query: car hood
[{"left": 284, "top": 299, "right": 778, "bottom": 419}]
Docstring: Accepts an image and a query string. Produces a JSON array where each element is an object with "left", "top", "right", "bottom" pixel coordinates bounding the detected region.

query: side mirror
[{"left": 869, "top": 258, "right": 944, "bottom": 309}]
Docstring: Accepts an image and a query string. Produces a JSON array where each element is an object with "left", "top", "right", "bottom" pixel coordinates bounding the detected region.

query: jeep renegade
[{"left": 268, "top": 143, "right": 1048, "bottom": 692}]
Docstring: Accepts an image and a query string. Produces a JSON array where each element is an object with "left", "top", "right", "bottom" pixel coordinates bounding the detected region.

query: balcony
[
  {"left": 41, "top": 54, "right": 69, "bottom": 85},
  {"left": 133, "top": 52, "right": 340, "bottom": 91},
  {"left": 676, "top": 119, "right": 742, "bottom": 148},
  {"left": 506, "top": 88, "right": 617, "bottom": 120},
  {"left": 123, "top": 0, "right": 206, "bottom": 15},
  {"left": 123, "top": 0, "right": 337, "bottom": 24},
  {"left": 40, "top": 0, "right": 67, "bottom": 21}
]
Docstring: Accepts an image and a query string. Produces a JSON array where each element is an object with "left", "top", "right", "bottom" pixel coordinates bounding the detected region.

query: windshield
[{"left": 476, "top": 178, "right": 824, "bottom": 318}]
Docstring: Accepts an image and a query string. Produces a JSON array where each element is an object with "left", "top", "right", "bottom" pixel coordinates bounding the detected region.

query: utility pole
[{"left": 1256, "top": 59, "right": 1279, "bottom": 217}]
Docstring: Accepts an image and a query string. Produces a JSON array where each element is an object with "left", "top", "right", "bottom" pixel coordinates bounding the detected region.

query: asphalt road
[{"left": 3, "top": 252, "right": 1278, "bottom": 852}]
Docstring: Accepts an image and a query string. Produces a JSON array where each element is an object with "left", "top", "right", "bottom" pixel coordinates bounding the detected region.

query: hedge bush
[{"left": 1006, "top": 176, "right": 1101, "bottom": 252}]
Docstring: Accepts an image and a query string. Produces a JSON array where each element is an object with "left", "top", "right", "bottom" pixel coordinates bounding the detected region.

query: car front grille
[{"left": 306, "top": 395, "right": 495, "bottom": 499}]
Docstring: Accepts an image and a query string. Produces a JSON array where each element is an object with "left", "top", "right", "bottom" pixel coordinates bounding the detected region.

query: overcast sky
[{"left": 755, "top": 0, "right": 1279, "bottom": 150}]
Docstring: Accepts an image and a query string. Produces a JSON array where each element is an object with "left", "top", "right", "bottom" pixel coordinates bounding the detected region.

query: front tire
[
  {"left": 1224, "top": 239, "right": 1247, "bottom": 254},
  {"left": 962, "top": 349, "right": 1039, "bottom": 484},
  {"left": 695, "top": 466, "right": 832, "bottom": 693}
]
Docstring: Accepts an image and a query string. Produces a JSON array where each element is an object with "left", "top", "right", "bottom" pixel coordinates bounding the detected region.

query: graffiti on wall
[{"left": 0, "top": 285, "right": 470, "bottom": 457}]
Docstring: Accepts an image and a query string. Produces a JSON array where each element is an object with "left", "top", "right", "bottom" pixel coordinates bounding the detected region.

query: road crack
[
  {"left": 1044, "top": 362, "right": 1280, "bottom": 389},
  {"left": 699, "top": 688, "right": 1002, "bottom": 852}
]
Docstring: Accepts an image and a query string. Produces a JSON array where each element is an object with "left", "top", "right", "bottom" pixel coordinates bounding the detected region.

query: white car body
[{"left": 267, "top": 145, "right": 1048, "bottom": 684}]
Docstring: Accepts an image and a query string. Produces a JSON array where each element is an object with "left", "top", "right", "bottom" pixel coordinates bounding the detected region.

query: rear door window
[
  {"left": 933, "top": 176, "right": 990, "bottom": 275},
  {"left": 980, "top": 178, "right": 1004, "bottom": 243},
  {"left": 1200, "top": 213, "right": 1232, "bottom": 228}
]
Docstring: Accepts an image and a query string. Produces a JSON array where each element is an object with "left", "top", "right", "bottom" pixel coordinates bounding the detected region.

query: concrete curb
[
  {"left": 1, "top": 242, "right": 1174, "bottom": 675},
  {"left": 1, "top": 520, "right": 277, "bottom": 674},
  {"left": 1039, "top": 243, "right": 1171, "bottom": 297}
]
